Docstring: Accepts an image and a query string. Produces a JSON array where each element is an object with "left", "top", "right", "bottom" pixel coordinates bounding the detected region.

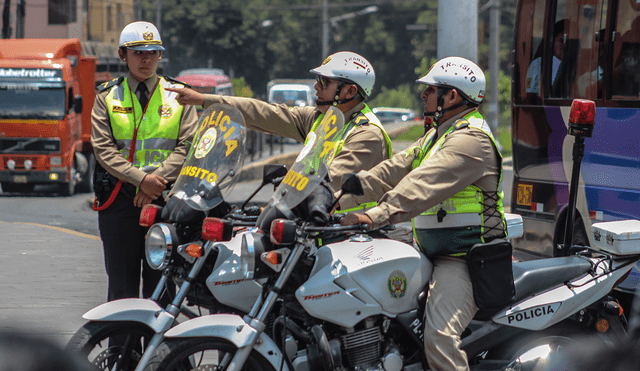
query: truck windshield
[{"left": 0, "top": 86, "right": 66, "bottom": 119}]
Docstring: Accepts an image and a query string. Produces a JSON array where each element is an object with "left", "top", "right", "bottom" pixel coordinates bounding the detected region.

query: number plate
[{"left": 13, "top": 175, "right": 27, "bottom": 183}]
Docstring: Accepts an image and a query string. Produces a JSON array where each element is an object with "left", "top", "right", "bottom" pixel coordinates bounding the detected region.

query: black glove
[{"left": 305, "top": 180, "right": 335, "bottom": 226}]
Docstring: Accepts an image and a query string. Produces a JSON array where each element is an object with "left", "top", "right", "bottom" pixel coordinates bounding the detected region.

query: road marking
[{"left": 0, "top": 221, "right": 101, "bottom": 241}]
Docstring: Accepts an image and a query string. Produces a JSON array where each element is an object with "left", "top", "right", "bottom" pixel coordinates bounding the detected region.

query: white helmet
[
  {"left": 417, "top": 56, "right": 485, "bottom": 104},
  {"left": 310, "top": 51, "right": 375, "bottom": 99},
  {"left": 119, "top": 21, "right": 165, "bottom": 51}
]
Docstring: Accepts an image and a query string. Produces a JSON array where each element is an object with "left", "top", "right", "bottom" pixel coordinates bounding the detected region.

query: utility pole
[
  {"left": 16, "top": 0, "right": 24, "bottom": 38},
  {"left": 487, "top": 0, "right": 500, "bottom": 134},
  {"left": 1, "top": 0, "right": 10, "bottom": 39},
  {"left": 322, "top": 0, "right": 328, "bottom": 58},
  {"left": 156, "top": 0, "right": 162, "bottom": 33},
  {"left": 437, "top": 0, "right": 477, "bottom": 62}
]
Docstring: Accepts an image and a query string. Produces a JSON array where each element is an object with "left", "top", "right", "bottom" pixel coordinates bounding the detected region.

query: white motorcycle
[
  {"left": 151, "top": 105, "right": 640, "bottom": 371},
  {"left": 66, "top": 104, "right": 285, "bottom": 371}
]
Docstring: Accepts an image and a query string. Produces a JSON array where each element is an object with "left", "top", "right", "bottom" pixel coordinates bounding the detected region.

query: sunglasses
[{"left": 316, "top": 75, "right": 329, "bottom": 89}]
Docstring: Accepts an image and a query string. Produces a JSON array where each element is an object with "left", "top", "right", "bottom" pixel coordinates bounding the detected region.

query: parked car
[{"left": 371, "top": 107, "right": 419, "bottom": 123}]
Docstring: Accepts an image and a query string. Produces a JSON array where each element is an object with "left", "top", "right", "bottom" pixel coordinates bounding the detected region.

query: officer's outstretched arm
[{"left": 166, "top": 87, "right": 205, "bottom": 106}]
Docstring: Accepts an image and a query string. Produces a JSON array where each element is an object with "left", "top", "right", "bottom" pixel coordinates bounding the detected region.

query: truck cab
[{"left": 0, "top": 39, "right": 96, "bottom": 196}]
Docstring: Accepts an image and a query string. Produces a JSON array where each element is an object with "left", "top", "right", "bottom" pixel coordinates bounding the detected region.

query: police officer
[
  {"left": 91, "top": 21, "right": 198, "bottom": 302},
  {"left": 340, "top": 56, "right": 506, "bottom": 370},
  {"left": 167, "top": 51, "right": 392, "bottom": 195}
]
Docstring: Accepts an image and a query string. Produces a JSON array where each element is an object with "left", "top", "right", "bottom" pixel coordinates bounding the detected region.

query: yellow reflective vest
[
  {"left": 105, "top": 76, "right": 184, "bottom": 169},
  {"left": 310, "top": 103, "right": 393, "bottom": 213},
  {"left": 411, "top": 110, "right": 507, "bottom": 256}
]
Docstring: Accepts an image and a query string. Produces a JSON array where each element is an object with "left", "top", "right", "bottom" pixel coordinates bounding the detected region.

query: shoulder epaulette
[
  {"left": 97, "top": 76, "right": 124, "bottom": 92},
  {"left": 351, "top": 111, "right": 370, "bottom": 126},
  {"left": 453, "top": 118, "right": 470, "bottom": 130},
  {"left": 162, "top": 75, "right": 192, "bottom": 89}
]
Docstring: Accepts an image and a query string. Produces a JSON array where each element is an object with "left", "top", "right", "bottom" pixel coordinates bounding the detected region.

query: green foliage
[
  {"left": 368, "top": 84, "right": 423, "bottom": 111},
  {"left": 232, "top": 77, "right": 254, "bottom": 98},
  {"left": 148, "top": 0, "right": 517, "bottom": 113}
]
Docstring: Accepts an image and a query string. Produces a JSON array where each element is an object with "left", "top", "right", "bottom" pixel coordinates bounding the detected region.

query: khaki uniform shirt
[
  {"left": 91, "top": 73, "right": 198, "bottom": 187},
  {"left": 202, "top": 95, "right": 388, "bottom": 192},
  {"left": 341, "top": 109, "right": 504, "bottom": 238}
]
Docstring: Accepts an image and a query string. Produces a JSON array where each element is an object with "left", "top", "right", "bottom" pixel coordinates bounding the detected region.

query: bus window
[
  {"left": 612, "top": 0, "right": 640, "bottom": 99},
  {"left": 517, "top": 0, "right": 546, "bottom": 100},
  {"left": 570, "top": 2, "right": 607, "bottom": 99}
]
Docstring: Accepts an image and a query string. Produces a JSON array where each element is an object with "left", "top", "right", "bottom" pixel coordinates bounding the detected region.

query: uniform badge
[
  {"left": 143, "top": 31, "right": 154, "bottom": 41},
  {"left": 113, "top": 106, "right": 133, "bottom": 114},
  {"left": 158, "top": 104, "right": 172, "bottom": 117},
  {"left": 388, "top": 270, "right": 407, "bottom": 298},
  {"left": 194, "top": 128, "right": 217, "bottom": 159}
]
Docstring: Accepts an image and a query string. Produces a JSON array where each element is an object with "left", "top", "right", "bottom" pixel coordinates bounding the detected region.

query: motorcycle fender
[
  {"left": 82, "top": 298, "right": 174, "bottom": 333},
  {"left": 164, "top": 314, "right": 288, "bottom": 371}
]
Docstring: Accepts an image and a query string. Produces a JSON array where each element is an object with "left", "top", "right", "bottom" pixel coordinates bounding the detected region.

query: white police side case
[{"left": 591, "top": 220, "right": 640, "bottom": 255}]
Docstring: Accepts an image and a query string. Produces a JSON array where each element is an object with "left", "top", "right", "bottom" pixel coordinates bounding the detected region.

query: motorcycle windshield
[
  {"left": 169, "top": 103, "right": 246, "bottom": 211},
  {"left": 270, "top": 106, "right": 345, "bottom": 211}
]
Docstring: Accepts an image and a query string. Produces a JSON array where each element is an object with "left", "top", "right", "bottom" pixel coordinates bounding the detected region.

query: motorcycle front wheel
[
  {"left": 157, "top": 338, "right": 275, "bottom": 371},
  {"left": 65, "top": 321, "right": 155, "bottom": 370}
]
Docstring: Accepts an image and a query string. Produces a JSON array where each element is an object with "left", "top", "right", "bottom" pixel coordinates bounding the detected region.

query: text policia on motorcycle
[
  {"left": 91, "top": 20, "right": 198, "bottom": 303},
  {"left": 340, "top": 56, "right": 506, "bottom": 370},
  {"left": 167, "top": 51, "right": 393, "bottom": 195}
]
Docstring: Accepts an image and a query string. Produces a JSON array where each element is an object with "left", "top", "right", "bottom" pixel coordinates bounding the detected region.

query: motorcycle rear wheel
[
  {"left": 65, "top": 321, "right": 155, "bottom": 370},
  {"left": 496, "top": 325, "right": 606, "bottom": 371},
  {"left": 156, "top": 338, "right": 276, "bottom": 371}
]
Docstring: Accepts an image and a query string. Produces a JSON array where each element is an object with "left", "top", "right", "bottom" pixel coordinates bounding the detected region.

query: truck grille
[{"left": 0, "top": 138, "right": 61, "bottom": 153}]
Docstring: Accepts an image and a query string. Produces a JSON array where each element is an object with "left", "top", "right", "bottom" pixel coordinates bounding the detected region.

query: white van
[{"left": 267, "top": 79, "right": 316, "bottom": 107}]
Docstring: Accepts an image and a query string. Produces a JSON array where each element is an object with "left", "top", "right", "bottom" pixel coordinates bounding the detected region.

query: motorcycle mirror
[
  {"left": 239, "top": 164, "right": 288, "bottom": 211},
  {"left": 263, "top": 164, "right": 288, "bottom": 185},
  {"left": 340, "top": 173, "right": 364, "bottom": 196},
  {"left": 330, "top": 173, "right": 363, "bottom": 212}
]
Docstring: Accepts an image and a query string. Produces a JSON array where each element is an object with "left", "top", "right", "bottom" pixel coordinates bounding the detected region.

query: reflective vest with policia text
[
  {"left": 310, "top": 103, "right": 393, "bottom": 213},
  {"left": 104, "top": 76, "right": 184, "bottom": 170},
  {"left": 411, "top": 109, "right": 507, "bottom": 257}
]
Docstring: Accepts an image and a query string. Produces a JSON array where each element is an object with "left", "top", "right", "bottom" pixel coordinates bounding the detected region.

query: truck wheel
[
  {"left": 58, "top": 166, "right": 77, "bottom": 197},
  {"left": 77, "top": 153, "right": 95, "bottom": 193}
]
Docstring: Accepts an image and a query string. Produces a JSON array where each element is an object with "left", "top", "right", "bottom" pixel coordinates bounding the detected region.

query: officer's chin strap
[{"left": 316, "top": 81, "right": 358, "bottom": 106}]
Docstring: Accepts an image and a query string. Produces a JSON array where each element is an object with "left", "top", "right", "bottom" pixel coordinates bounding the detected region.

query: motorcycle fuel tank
[{"left": 296, "top": 236, "right": 432, "bottom": 328}]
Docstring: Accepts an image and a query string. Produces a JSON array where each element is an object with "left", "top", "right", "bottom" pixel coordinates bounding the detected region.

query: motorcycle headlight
[
  {"left": 240, "top": 231, "right": 268, "bottom": 279},
  {"left": 145, "top": 223, "right": 177, "bottom": 270}
]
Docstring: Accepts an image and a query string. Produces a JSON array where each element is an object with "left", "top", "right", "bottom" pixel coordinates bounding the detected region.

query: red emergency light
[{"left": 568, "top": 99, "right": 596, "bottom": 138}]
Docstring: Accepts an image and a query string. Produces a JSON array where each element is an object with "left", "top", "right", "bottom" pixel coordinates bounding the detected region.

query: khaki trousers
[{"left": 424, "top": 255, "right": 478, "bottom": 371}]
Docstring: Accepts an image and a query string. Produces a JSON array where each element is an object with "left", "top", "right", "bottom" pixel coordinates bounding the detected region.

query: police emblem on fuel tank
[{"left": 388, "top": 270, "right": 407, "bottom": 298}]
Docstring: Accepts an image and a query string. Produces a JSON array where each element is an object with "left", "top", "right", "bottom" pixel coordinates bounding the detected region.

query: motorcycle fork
[
  {"left": 133, "top": 242, "right": 215, "bottom": 371},
  {"left": 228, "top": 242, "right": 307, "bottom": 371}
]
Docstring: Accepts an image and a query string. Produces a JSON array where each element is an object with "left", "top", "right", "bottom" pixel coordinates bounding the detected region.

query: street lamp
[{"left": 322, "top": 4, "right": 379, "bottom": 58}]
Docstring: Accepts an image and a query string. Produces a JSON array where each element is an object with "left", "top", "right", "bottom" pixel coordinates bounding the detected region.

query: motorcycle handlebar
[{"left": 303, "top": 223, "right": 370, "bottom": 234}]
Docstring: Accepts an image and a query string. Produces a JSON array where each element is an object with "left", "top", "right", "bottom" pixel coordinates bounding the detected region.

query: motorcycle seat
[{"left": 511, "top": 256, "right": 593, "bottom": 303}]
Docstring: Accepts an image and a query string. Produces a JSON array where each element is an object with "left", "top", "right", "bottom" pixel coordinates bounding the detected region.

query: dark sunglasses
[{"left": 316, "top": 75, "right": 329, "bottom": 89}]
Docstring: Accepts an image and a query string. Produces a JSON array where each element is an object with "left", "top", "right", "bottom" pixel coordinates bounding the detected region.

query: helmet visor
[{"left": 126, "top": 44, "right": 165, "bottom": 51}]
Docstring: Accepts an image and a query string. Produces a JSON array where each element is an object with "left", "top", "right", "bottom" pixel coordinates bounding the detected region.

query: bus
[
  {"left": 175, "top": 72, "right": 234, "bottom": 116},
  {"left": 511, "top": 0, "right": 640, "bottom": 295}
]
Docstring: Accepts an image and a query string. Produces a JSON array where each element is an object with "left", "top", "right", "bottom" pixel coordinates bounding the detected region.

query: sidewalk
[{"left": 0, "top": 221, "right": 106, "bottom": 347}]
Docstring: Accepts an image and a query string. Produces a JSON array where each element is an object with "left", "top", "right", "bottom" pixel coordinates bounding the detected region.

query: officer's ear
[
  {"left": 447, "top": 89, "right": 461, "bottom": 105},
  {"left": 118, "top": 48, "right": 127, "bottom": 63},
  {"left": 344, "top": 84, "right": 359, "bottom": 99}
]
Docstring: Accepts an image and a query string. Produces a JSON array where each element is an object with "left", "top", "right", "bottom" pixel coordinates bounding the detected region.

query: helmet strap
[
  {"left": 316, "top": 81, "right": 357, "bottom": 106},
  {"left": 426, "top": 88, "right": 469, "bottom": 126}
]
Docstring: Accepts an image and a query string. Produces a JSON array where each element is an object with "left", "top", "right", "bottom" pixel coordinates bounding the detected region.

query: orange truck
[{"left": 0, "top": 39, "right": 96, "bottom": 196}]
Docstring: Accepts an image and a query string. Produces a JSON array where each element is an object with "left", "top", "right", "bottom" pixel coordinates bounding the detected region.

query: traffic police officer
[
  {"left": 91, "top": 21, "right": 198, "bottom": 302},
  {"left": 340, "top": 56, "right": 506, "bottom": 370},
  {"left": 167, "top": 51, "right": 392, "bottom": 196}
]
